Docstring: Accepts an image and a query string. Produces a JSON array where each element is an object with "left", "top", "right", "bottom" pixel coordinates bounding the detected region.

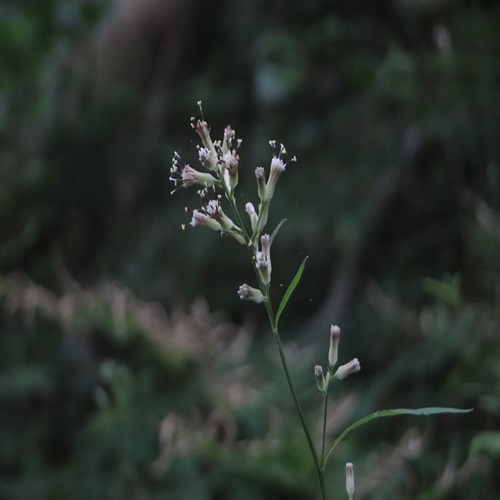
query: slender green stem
[
  {"left": 221, "top": 169, "right": 326, "bottom": 499},
  {"left": 262, "top": 300, "right": 325, "bottom": 499},
  {"left": 272, "top": 323, "right": 325, "bottom": 499},
  {"left": 321, "top": 392, "right": 329, "bottom": 468}
]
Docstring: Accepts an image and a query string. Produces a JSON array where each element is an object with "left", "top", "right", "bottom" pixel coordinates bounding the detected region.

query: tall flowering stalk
[{"left": 170, "top": 103, "right": 471, "bottom": 499}]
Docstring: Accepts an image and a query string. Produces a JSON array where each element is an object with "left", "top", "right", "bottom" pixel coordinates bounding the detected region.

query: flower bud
[
  {"left": 191, "top": 102, "right": 218, "bottom": 171},
  {"left": 314, "top": 365, "right": 327, "bottom": 392},
  {"left": 237, "top": 284, "right": 265, "bottom": 303},
  {"left": 255, "top": 167, "right": 266, "bottom": 200},
  {"left": 255, "top": 251, "right": 271, "bottom": 285},
  {"left": 221, "top": 150, "right": 239, "bottom": 192},
  {"left": 334, "top": 358, "right": 361, "bottom": 380},
  {"left": 190, "top": 209, "right": 223, "bottom": 232},
  {"left": 245, "top": 202, "right": 258, "bottom": 231},
  {"left": 260, "top": 234, "right": 272, "bottom": 276},
  {"left": 345, "top": 462, "right": 355, "bottom": 499},
  {"left": 328, "top": 325, "right": 340, "bottom": 369},
  {"left": 222, "top": 126, "right": 235, "bottom": 153}
]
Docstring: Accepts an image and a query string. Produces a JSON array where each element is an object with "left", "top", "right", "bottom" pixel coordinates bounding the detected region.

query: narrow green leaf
[
  {"left": 270, "top": 218, "right": 287, "bottom": 246},
  {"left": 274, "top": 256, "right": 309, "bottom": 329},
  {"left": 324, "top": 407, "right": 472, "bottom": 466},
  {"left": 379, "top": 407, "right": 473, "bottom": 417}
]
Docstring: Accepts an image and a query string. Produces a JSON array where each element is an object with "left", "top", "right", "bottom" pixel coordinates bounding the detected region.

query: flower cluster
[
  {"left": 314, "top": 325, "right": 360, "bottom": 393},
  {"left": 170, "top": 102, "right": 296, "bottom": 300}
]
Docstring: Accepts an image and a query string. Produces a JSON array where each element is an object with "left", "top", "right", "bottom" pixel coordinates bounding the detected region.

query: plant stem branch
[
  {"left": 222, "top": 172, "right": 326, "bottom": 499},
  {"left": 263, "top": 300, "right": 325, "bottom": 499},
  {"left": 321, "top": 392, "right": 328, "bottom": 468}
]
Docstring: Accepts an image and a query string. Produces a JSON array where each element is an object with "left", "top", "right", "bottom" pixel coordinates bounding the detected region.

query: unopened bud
[
  {"left": 255, "top": 167, "right": 266, "bottom": 200},
  {"left": 346, "top": 462, "right": 355, "bottom": 499},
  {"left": 334, "top": 358, "right": 361, "bottom": 380},
  {"left": 314, "top": 365, "right": 327, "bottom": 392},
  {"left": 328, "top": 325, "right": 340, "bottom": 369},
  {"left": 245, "top": 202, "right": 258, "bottom": 231},
  {"left": 222, "top": 126, "right": 235, "bottom": 153},
  {"left": 260, "top": 234, "right": 272, "bottom": 276},
  {"left": 255, "top": 250, "right": 271, "bottom": 285},
  {"left": 237, "top": 284, "right": 265, "bottom": 303}
]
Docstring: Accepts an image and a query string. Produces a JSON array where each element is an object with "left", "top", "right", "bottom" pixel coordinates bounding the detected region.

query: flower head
[
  {"left": 190, "top": 189, "right": 245, "bottom": 244},
  {"left": 170, "top": 152, "right": 218, "bottom": 193},
  {"left": 198, "top": 147, "right": 213, "bottom": 167},
  {"left": 222, "top": 126, "right": 236, "bottom": 153},
  {"left": 190, "top": 101, "right": 218, "bottom": 170},
  {"left": 264, "top": 142, "right": 297, "bottom": 202},
  {"left": 220, "top": 150, "right": 239, "bottom": 176},
  {"left": 190, "top": 209, "right": 223, "bottom": 232}
]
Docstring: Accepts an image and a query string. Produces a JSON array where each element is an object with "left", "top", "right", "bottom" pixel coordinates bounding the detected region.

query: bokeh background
[{"left": 1, "top": 0, "right": 500, "bottom": 498}]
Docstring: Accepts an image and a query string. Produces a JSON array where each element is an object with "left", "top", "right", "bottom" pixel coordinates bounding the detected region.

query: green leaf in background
[
  {"left": 470, "top": 431, "right": 500, "bottom": 458},
  {"left": 274, "top": 255, "right": 308, "bottom": 330},
  {"left": 422, "top": 273, "right": 461, "bottom": 307},
  {"left": 324, "top": 407, "right": 473, "bottom": 467}
]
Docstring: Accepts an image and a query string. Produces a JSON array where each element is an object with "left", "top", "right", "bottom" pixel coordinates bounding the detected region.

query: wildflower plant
[{"left": 170, "top": 102, "right": 471, "bottom": 499}]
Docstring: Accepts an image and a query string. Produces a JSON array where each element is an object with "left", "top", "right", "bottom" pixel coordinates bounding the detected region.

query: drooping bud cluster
[
  {"left": 189, "top": 103, "right": 242, "bottom": 196},
  {"left": 313, "top": 325, "right": 360, "bottom": 394}
]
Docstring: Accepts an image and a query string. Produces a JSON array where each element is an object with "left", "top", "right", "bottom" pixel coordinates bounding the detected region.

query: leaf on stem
[
  {"left": 274, "top": 255, "right": 308, "bottom": 329},
  {"left": 324, "top": 407, "right": 473, "bottom": 467}
]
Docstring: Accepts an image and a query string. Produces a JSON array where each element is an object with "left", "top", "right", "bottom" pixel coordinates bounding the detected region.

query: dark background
[{"left": 1, "top": 0, "right": 499, "bottom": 498}]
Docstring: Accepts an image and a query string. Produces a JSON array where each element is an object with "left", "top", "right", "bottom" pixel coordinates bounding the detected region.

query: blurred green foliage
[{"left": 1, "top": 0, "right": 500, "bottom": 498}]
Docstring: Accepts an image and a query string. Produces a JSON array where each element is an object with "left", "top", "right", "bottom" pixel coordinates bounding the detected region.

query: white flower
[
  {"left": 220, "top": 150, "right": 239, "bottom": 177},
  {"left": 198, "top": 147, "right": 212, "bottom": 167},
  {"left": 223, "top": 126, "right": 236, "bottom": 152},
  {"left": 264, "top": 143, "right": 296, "bottom": 202},
  {"left": 190, "top": 209, "right": 223, "bottom": 232},
  {"left": 205, "top": 199, "right": 223, "bottom": 218},
  {"left": 170, "top": 152, "right": 217, "bottom": 193}
]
